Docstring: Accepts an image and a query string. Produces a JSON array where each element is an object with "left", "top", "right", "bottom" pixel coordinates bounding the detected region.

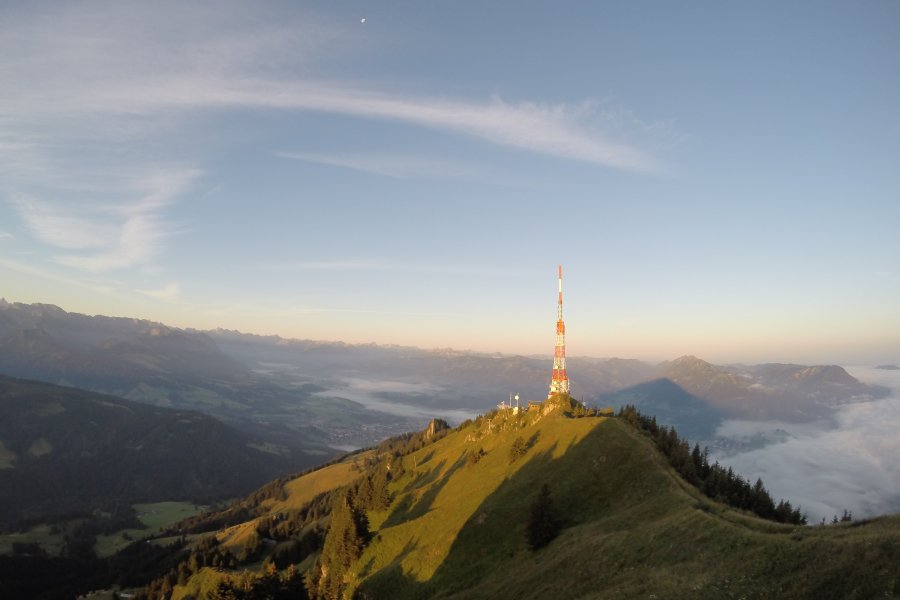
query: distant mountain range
[
  {"left": 207, "top": 328, "right": 888, "bottom": 439},
  {"left": 0, "top": 301, "right": 248, "bottom": 391},
  {"left": 0, "top": 300, "right": 416, "bottom": 454},
  {"left": 0, "top": 300, "right": 888, "bottom": 447}
]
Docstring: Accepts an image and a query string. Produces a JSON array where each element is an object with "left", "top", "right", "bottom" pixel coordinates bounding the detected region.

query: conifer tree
[
  {"left": 527, "top": 483, "right": 561, "bottom": 550},
  {"left": 312, "top": 492, "right": 371, "bottom": 599}
]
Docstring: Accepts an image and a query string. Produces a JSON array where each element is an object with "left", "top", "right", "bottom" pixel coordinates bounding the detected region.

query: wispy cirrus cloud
[
  {"left": 0, "top": 1, "right": 664, "bottom": 288},
  {"left": 275, "top": 152, "right": 484, "bottom": 180},
  {"left": 41, "top": 77, "right": 661, "bottom": 173},
  {"left": 0, "top": 3, "right": 663, "bottom": 173},
  {"left": 237, "top": 84, "right": 659, "bottom": 172},
  {"left": 12, "top": 168, "right": 201, "bottom": 272},
  {"left": 0, "top": 256, "right": 117, "bottom": 296}
]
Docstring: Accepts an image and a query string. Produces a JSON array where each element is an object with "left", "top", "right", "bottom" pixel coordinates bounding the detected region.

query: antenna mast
[{"left": 548, "top": 264, "right": 570, "bottom": 397}]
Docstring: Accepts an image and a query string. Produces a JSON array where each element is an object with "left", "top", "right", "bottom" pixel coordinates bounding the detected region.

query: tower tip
[{"left": 558, "top": 264, "right": 562, "bottom": 278}]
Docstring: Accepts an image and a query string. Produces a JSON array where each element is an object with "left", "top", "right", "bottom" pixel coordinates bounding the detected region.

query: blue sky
[{"left": 1, "top": 1, "right": 898, "bottom": 364}]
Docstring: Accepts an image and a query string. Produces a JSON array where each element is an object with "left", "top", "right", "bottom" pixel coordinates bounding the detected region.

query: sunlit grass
[
  {"left": 217, "top": 453, "right": 367, "bottom": 555},
  {"left": 354, "top": 411, "right": 606, "bottom": 593},
  {"left": 271, "top": 453, "right": 370, "bottom": 512},
  {"left": 352, "top": 411, "right": 900, "bottom": 599},
  {"left": 164, "top": 403, "right": 900, "bottom": 599},
  {"left": 171, "top": 566, "right": 228, "bottom": 600}
]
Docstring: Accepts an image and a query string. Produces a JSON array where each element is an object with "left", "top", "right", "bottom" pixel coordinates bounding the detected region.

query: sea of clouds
[{"left": 712, "top": 367, "right": 900, "bottom": 523}]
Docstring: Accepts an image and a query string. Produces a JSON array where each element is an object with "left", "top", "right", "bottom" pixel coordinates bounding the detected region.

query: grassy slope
[
  {"left": 170, "top": 403, "right": 900, "bottom": 599},
  {"left": 272, "top": 456, "right": 369, "bottom": 513},
  {"left": 171, "top": 567, "right": 227, "bottom": 600},
  {"left": 215, "top": 455, "right": 366, "bottom": 555},
  {"left": 352, "top": 408, "right": 900, "bottom": 599},
  {"left": 166, "top": 456, "right": 366, "bottom": 598}
]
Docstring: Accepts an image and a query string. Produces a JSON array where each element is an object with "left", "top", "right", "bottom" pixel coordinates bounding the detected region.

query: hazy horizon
[{"left": 3, "top": 295, "right": 899, "bottom": 369}]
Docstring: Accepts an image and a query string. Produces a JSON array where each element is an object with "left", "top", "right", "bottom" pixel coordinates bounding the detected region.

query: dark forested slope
[{"left": 0, "top": 375, "right": 297, "bottom": 527}]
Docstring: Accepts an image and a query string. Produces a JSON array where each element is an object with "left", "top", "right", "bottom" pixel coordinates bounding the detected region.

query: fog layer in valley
[
  {"left": 713, "top": 367, "right": 900, "bottom": 523},
  {"left": 314, "top": 378, "right": 478, "bottom": 423}
]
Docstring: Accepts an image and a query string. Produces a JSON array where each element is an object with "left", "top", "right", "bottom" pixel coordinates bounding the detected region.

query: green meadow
[
  {"left": 94, "top": 501, "right": 205, "bottom": 557},
  {"left": 0, "top": 500, "right": 204, "bottom": 558}
]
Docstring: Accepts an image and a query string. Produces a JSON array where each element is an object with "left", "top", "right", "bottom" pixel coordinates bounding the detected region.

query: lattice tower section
[{"left": 548, "top": 264, "right": 570, "bottom": 397}]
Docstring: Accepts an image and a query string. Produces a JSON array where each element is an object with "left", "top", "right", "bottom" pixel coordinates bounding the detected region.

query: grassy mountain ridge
[{"left": 151, "top": 398, "right": 899, "bottom": 599}]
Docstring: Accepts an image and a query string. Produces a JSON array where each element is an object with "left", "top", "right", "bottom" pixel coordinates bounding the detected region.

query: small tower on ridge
[{"left": 548, "top": 264, "right": 570, "bottom": 398}]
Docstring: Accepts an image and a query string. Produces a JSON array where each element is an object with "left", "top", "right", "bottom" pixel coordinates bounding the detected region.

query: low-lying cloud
[
  {"left": 713, "top": 367, "right": 900, "bottom": 522},
  {"left": 315, "top": 378, "right": 477, "bottom": 424}
]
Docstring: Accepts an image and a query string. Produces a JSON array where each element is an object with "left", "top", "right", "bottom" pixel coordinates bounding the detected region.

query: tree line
[{"left": 618, "top": 405, "right": 806, "bottom": 525}]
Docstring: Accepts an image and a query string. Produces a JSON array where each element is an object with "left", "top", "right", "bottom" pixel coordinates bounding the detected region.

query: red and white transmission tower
[{"left": 548, "top": 264, "right": 570, "bottom": 398}]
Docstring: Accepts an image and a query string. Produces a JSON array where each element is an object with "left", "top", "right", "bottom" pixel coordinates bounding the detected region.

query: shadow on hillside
[
  {"left": 598, "top": 378, "right": 723, "bottom": 440},
  {"left": 357, "top": 418, "right": 667, "bottom": 599},
  {"left": 416, "top": 450, "right": 436, "bottom": 467},
  {"left": 383, "top": 453, "right": 467, "bottom": 529},
  {"left": 359, "top": 537, "right": 418, "bottom": 579},
  {"left": 400, "top": 457, "right": 444, "bottom": 495}
]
